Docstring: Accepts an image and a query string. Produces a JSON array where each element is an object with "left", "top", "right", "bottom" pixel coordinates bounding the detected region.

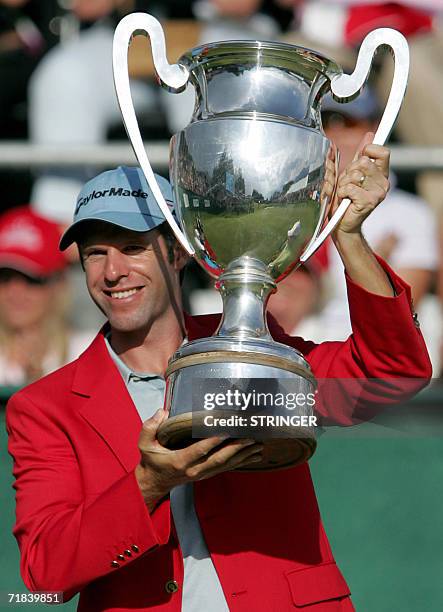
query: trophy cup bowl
[{"left": 113, "top": 16, "right": 409, "bottom": 470}]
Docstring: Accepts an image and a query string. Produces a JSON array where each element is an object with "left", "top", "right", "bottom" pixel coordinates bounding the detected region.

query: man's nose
[{"left": 103, "top": 249, "right": 129, "bottom": 283}]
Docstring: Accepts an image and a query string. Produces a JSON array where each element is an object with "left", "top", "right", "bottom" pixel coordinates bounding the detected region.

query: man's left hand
[{"left": 333, "top": 132, "right": 390, "bottom": 237}]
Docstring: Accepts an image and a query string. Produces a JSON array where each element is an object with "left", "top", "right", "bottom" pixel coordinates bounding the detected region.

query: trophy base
[
  {"left": 161, "top": 337, "right": 318, "bottom": 471},
  {"left": 157, "top": 410, "right": 316, "bottom": 471}
]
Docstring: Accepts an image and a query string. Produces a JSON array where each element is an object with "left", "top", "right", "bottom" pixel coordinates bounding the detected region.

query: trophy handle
[
  {"left": 300, "top": 27, "right": 409, "bottom": 263},
  {"left": 113, "top": 13, "right": 194, "bottom": 254}
]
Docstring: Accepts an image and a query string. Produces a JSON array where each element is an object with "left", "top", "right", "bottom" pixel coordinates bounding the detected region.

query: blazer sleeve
[
  {"left": 6, "top": 390, "right": 171, "bottom": 601},
  {"left": 273, "top": 257, "right": 432, "bottom": 425}
]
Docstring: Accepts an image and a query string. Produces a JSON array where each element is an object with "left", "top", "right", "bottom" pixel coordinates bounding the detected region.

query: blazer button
[
  {"left": 165, "top": 580, "right": 179, "bottom": 594},
  {"left": 131, "top": 544, "right": 139, "bottom": 553},
  {"left": 117, "top": 554, "right": 125, "bottom": 561},
  {"left": 111, "top": 561, "right": 120, "bottom": 568},
  {"left": 124, "top": 549, "right": 132, "bottom": 557}
]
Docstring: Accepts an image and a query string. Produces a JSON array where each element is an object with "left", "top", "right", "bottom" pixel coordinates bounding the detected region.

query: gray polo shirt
[{"left": 104, "top": 337, "right": 229, "bottom": 611}]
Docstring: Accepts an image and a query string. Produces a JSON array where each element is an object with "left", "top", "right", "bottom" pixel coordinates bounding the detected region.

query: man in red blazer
[{"left": 7, "top": 141, "right": 431, "bottom": 612}]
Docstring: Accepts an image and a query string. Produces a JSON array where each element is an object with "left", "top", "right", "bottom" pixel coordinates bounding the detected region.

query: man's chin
[
  {"left": 108, "top": 318, "right": 144, "bottom": 333},
  {"left": 106, "top": 312, "right": 153, "bottom": 335}
]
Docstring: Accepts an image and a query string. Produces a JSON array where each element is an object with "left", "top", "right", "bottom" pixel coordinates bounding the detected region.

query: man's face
[{"left": 80, "top": 223, "right": 185, "bottom": 334}]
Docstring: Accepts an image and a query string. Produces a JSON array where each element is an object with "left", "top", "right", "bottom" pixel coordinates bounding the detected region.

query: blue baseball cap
[{"left": 60, "top": 166, "right": 175, "bottom": 250}]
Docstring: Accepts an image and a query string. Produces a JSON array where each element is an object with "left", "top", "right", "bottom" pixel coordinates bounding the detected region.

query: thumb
[
  {"left": 352, "top": 131, "right": 375, "bottom": 162},
  {"left": 139, "top": 409, "right": 168, "bottom": 442}
]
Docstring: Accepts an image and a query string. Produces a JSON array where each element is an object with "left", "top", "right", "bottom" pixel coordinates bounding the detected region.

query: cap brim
[
  {"left": 0, "top": 254, "right": 48, "bottom": 278},
  {"left": 59, "top": 211, "right": 166, "bottom": 251}
]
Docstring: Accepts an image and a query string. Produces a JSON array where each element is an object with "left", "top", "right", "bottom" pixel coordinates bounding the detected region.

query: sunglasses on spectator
[{"left": 0, "top": 269, "right": 54, "bottom": 286}]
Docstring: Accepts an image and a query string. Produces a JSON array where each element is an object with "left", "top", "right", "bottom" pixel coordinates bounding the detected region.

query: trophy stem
[{"left": 215, "top": 257, "right": 276, "bottom": 340}]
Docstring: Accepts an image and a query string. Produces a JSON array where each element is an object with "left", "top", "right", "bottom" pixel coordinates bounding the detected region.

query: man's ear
[
  {"left": 174, "top": 244, "right": 190, "bottom": 271},
  {"left": 77, "top": 244, "right": 86, "bottom": 271}
]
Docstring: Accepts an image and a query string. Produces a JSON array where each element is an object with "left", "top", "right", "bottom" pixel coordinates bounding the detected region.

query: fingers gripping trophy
[{"left": 112, "top": 14, "right": 409, "bottom": 470}]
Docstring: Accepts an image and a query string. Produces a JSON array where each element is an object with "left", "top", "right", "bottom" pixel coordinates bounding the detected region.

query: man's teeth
[{"left": 110, "top": 288, "right": 138, "bottom": 299}]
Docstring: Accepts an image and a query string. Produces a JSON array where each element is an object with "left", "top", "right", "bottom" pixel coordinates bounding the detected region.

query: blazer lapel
[
  {"left": 71, "top": 314, "right": 221, "bottom": 473},
  {"left": 72, "top": 331, "right": 142, "bottom": 473}
]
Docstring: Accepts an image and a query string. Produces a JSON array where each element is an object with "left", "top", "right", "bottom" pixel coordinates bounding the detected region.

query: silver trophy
[{"left": 113, "top": 14, "right": 409, "bottom": 470}]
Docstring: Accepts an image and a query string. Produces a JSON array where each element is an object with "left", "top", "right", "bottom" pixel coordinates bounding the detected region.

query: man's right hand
[{"left": 135, "top": 409, "right": 263, "bottom": 511}]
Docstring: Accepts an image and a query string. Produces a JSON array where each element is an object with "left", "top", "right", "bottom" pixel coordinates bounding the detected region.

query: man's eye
[
  {"left": 124, "top": 245, "right": 144, "bottom": 254},
  {"left": 85, "top": 249, "right": 105, "bottom": 258}
]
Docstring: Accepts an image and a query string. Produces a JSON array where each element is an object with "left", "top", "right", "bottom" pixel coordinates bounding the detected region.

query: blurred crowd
[{"left": 0, "top": 0, "right": 442, "bottom": 392}]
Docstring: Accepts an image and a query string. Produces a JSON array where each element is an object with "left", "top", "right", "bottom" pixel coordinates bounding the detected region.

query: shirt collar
[{"left": 104, "top": 333, "right": 187, "bottom": 384}]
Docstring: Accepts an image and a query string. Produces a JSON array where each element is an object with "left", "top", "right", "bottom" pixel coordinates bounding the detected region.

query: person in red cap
[{"left": 0, "top": 206, "right": 90, "bottom": 386}]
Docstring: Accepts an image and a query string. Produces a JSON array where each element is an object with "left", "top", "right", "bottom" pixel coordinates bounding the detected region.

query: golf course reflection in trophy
[{"left": 113, "top": 14, "right": 409, "bottom": 469}]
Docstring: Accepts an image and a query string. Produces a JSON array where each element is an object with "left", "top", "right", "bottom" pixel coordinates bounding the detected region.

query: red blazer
[{"left": 7, "top": 260, "right": 431, "bottom": 612}]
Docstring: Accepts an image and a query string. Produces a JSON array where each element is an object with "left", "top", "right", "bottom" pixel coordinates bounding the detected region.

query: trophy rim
[{"left": 178, "top": 39, "right": 343, "bottom": 78}]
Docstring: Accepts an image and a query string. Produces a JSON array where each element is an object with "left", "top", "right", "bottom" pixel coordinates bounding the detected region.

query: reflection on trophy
[{"left": 113, "top": 14, "right": 409, "bottom": 470}]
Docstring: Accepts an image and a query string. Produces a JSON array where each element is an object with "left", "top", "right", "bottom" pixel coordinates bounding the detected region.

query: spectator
[
  {"left": 0, "top": 0, "right": 64, "bottom": 210},
  {"left": 0, "top": 206, "right": 92, "bottom": 386},
  {"left": 279, "top": 0, "right": 443, "bottom": 218},
  {"left": 323, "top": 90, "right": 437, "bottom": 306},
  {"left": 29, "top": 1, "right": 291, "bottom": 225},
  {"left": 28, "top": 0, "right": 155, "bottom": 226},
  {"left": 267, "top": 253, "right": 327, "bottom": 336},
  {"left": 162, "top": 0, "right": 291, "bottom": 134},
  {"left": 280, "top": 1, "right": 443, "bottom": 359},
  {"left": 0, "top": 0, "right": 62, "bottom": 138},
  {"left": 269, "top": 87, "right": 441, "bottom": 370}
]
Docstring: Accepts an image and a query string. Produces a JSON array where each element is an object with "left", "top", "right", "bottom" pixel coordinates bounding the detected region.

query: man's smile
[{"left": 103, "top": 286, "right": 144, "bottom": 300}]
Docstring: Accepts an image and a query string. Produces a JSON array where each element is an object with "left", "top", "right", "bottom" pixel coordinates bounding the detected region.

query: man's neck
[{"left": 109, "top": 310, "right": 186, "bottom": 375}]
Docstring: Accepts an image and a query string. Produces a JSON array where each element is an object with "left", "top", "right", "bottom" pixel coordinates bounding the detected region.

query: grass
[{"left": 182, "top": 201, "right": 320, "bottom": 272}]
